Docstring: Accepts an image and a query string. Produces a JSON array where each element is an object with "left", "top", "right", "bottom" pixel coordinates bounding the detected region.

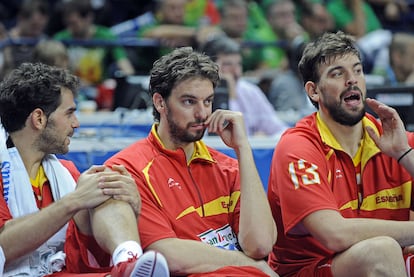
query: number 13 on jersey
[{"left": 289, "top": 159, "right": 321, "bottom": 189}]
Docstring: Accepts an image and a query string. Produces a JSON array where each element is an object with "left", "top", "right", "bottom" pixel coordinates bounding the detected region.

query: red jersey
[
  {"left": 268, "top": 112, "right": 414, "bottom": 276},
  {"left": 0, "top": 159, "right": 79, "bottom": 227},
  {"left": 106, "top": 125, "right": 270, "bottom": 276}
]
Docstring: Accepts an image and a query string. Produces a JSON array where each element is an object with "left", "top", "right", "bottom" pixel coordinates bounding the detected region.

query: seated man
[
  {"left": 105, "top": 47, "right": 278, "bottom": 276},
  {"left": 268, "top": 31, "right": 414, "bottom": 276},
  {"left": 0, "top": 63, "right": 168, "bottom": 277}
]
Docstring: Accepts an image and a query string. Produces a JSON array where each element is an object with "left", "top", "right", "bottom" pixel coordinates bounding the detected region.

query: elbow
[
  {"left": 243, "top": 244, "right": 274, "bottom": 260},
  {"left": 239, "top": 222, "right": 277, "bottom": 260},
  {"left": 318, "top": 232, "right": 352, "bottom": 253},
  {"left": 241, "top": 229, "right": 277, "bottom": 259}
]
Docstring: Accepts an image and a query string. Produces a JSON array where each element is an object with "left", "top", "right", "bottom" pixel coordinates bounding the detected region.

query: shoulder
[
  {"left": 278, "top": 114, "right": 321, "bottom": 147},
  {"left": 106, "top": 138, "right": 153, "bottom": 166}
]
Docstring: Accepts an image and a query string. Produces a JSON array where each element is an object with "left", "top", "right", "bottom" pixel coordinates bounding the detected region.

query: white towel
[{"left": 0, "top": 124, "right": 77, "bottom": 276}]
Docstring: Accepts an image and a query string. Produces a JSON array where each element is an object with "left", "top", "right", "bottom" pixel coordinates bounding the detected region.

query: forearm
[
  {"left": 306, "top": 210, "right": 414, "bottom": 252},
  {"left": 235, "top": 144, "right": 277, "bottom": 258},
  {"left": 0, "top": 195, "right": 78, "bottom": 262},
  {"left": 147, "top": 238, "right": 268, "bottom": 275},
  {"left": 345, "top": 218, "right": 414, "bottom": 249}
]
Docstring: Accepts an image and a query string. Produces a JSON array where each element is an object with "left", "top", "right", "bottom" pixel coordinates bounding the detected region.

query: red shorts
[
  {"left": 291, "top": 257, "right": 334, "bottom": 277},
  {"left": 63, "top": 220, "right": 112, "bottom": 274}
]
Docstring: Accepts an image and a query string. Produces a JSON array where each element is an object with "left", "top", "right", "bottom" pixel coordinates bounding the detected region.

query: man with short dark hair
[
  {"left": 0, "top": 62, "right": 168, "bottom": 277},
  {"left": 106, "top": 47, "right": 278, "bottom": 277}
]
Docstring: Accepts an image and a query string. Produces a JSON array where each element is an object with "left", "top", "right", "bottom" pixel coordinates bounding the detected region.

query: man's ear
[
  {"left": 29, "top": 108, "right": 47, "bottom": 130},
  {"left": 305, "top": 81, "right": 319, "bottom": 102},
  {"left": 153, "top": 93, "right": 165, "bottom": 112}
]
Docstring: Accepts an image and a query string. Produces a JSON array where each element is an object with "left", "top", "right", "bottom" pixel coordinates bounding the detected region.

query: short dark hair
[
  {"left": 201, "top": 35, "right": 240, "bottom": 62},
  {"left": 149, "top": 47, "right": 219, "bottom": 121},
  {"left": 298, "top": 31, "right": 361, "bottom": 109},
  {"left": 0, "top": 63, "right": 79, "bottom": 133}
]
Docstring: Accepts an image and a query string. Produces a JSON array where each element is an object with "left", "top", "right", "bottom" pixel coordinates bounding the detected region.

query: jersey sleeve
[{"left": 269, "top": 131, "right": 340, "bottom": 235}]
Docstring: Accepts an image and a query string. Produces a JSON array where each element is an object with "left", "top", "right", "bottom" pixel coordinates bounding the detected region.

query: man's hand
[
  {"left": 205, "top": 109, "right": 249, "bottom": 150},
  {"left": 365, "top": 98, "right": 410, "bottom": 160},
  {"left": 74, "top": 165, "right": 141, "bottom": 216},
  {"left": 102, "top": 164, "right": 141, "bottom": 217}
]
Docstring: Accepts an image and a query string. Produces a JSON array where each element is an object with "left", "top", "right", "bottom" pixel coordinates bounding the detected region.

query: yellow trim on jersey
[
  {"left": 142, "top": 160, "right": 163, "bottom": 207},
  {"left": 316, "top": 112, "right": 381, "bottom": 169},
  {"left": 339, "top": 181, "right": 412, "bottom": 211},
  {"left": 30, "top": 165, "right": 47, "bottom": 190},
  {"left": 176, "top": 191, "right": 240, "bottom": 219}
]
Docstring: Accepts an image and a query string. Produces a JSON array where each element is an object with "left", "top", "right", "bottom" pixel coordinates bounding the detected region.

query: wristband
[{"left": 397, "top": 148, "right": 413, "bottom": 163}]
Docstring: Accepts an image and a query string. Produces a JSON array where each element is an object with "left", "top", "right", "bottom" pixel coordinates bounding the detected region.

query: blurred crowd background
[{"left": 1, "top": 0, "right": 414, "bottom": 134}]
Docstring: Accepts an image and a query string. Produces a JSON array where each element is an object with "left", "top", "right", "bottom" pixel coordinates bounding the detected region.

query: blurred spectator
[
  {"left": 32, "top": 39, "right": 69, "bottom": 68},
  {"left": 136, "top": 0, "right": 222, "bottom": 74},
  {"left": 218, "top": 0, "right": 288, "bottom": 75},
  {"left": 326, "top": 0, "right": 394, "bottom": 75},
  {"left": 300, "top": 1, "right": 334, "bottom": 41},
  {"left": 367, "top": 0, "right": 413, "bottom": 32},
  {"left": 278, "top": 1, "right": 334, "bottom": 78},
  {"left": 139, "top": 0, "right": 199, "bottom": 48},
  {"left": 263, "top": 0, "right": 305, "bottom": 45},
  {"left": 53, "top": 0, "right": 135, "bottom": 86},
  {"left": 0, "top": 0, "right": 50, "bottom": 79},
  {"left": 326, "top": 0, "right": 382, "bottom": 39},
  {"left": 258, "top": 1, "right": 328, "bottom": 123},
  {"left": 287, "top": 1, "right": 334, "bottom": 70},
  {"left": 201, "top": 35, "right": 288, "bottom": 136},
  {"left": 46, "top": 0, "right": 154, "bottom": 36},
  {"left": 385, "top": 32, "right": 414, "bottom": 85}
]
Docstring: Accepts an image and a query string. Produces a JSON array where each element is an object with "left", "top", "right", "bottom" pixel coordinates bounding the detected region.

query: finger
[
  {"left": 85, "top": 165, "right": 107, "bottom": 174},
  {"left": 111, "top": 164, "right": 131, "bottom": 176}
]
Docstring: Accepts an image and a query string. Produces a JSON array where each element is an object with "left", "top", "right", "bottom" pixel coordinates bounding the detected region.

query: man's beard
[
  {"left": 36, "top": 118, "right": 69, "bottom": 155},
  {"left": 167, "top": 110, "right": 206, "bottom": 144},
  {"left": 324, "top": 89, "right": 366, "bottom": 126}
]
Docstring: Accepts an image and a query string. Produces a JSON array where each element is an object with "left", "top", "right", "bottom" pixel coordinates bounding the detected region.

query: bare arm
[
  {"left": 0, "top": 193, "right": 81, "bottom": 262},
  {"left": 0, "top": 165, "right": 118, "bottom": 263},
  {"left": 303, "top": 209, "right": 414, "bottom": 252},
  {"left": 206, "top": 110, "right": 277, "bottom": 259},
  {"left": 147, "top": 238, "right": 278, "bottom": 276}
]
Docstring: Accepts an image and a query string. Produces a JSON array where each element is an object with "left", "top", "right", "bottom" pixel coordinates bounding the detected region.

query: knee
[{"left": 350, "top": 236, "right": 404, "bottom": 274}]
